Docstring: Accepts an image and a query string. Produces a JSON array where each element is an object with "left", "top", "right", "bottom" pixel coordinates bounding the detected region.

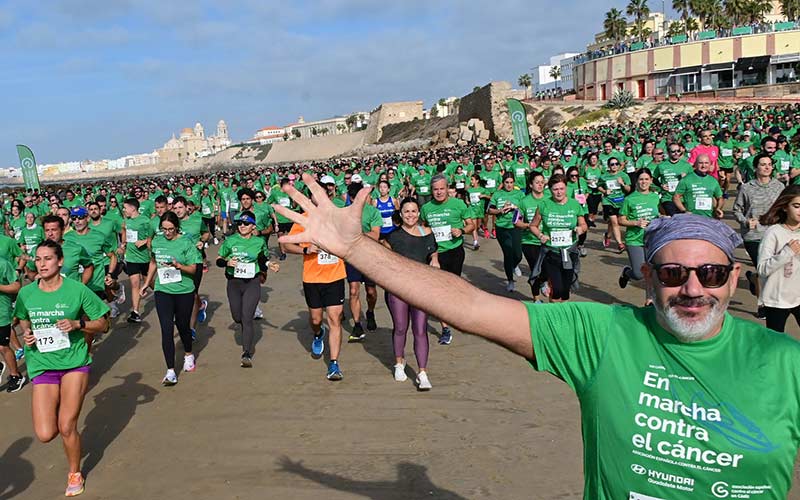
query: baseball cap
[
  {"left": 350, "top": 174, "right": 363, "bottom": 183},
  {"left": 320, "top": 175, "right": 335, "bottom": 185},
  {"left": 288, "top": 174, "right": 297, "bottom": 180},
  {"left": 70, "top": 206, "right": 89, "bottom": 217}
]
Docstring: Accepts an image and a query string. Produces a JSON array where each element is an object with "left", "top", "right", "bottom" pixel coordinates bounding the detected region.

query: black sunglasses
[
  {"left": 70, "top": 215, "right": 87, "bottom": 220},
  {"left": 608, "top": 162, "right": 619, "bottom": 166},
  {"left": 652, "top": 263, "right": 733, "bottom": 288}
]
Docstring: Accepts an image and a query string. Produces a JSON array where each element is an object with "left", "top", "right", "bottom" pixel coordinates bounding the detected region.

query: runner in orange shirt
[{"left": 283, "top": 175, "right": 347, "bottom": 380}]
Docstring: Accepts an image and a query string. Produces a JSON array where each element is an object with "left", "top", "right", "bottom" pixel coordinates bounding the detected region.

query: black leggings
[
  {"left": 542, "top": 250, "right": 574, "bottom": 300},
  {"left": 764, "top": 305, "right": 800, "bottom": 333},
  {"left": 521, "top": 244, "right": 546, "bottom": 297},
  {"left": 495, "top": 226, "right": 522, "bottom": 281},
  {"left": 227, "top": 278, "right": 261, "bottom": 353},
  {"left": 155, "top": 291, "right": 194, "bottom": 369},
  {"left": 202, "top": 217, "right": 216, "bottom": 236},
  {"left": 438, "top": 245, "right": 465, "bottom": 276}
]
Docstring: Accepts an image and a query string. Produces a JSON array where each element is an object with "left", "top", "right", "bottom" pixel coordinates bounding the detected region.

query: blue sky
[{"left": 0, "top": 0, "right": 659, "bottom": 166}]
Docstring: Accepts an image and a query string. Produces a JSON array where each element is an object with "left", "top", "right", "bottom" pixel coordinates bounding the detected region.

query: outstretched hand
[{"left": 272, "top": 173, "right": 371, "bottom": 260}]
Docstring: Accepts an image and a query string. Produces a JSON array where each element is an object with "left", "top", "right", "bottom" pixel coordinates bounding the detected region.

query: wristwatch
[
  {"left": 79, "top": 317, "right": 86, "bottom": 330},
  {"left": 303, "top": 247, "right": 308, "bottom": 255}
]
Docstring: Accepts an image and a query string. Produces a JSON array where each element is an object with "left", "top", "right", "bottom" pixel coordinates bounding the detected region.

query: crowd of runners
[{"left": 2, "top": 103, "right": 800, "bottom": 496}]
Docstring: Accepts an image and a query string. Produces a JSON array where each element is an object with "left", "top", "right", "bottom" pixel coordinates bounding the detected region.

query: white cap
[
  {"left": 564, "top": 149, "right": 573, "bottom": 156},
  {"left": 350, "top": 174, "right": 363, "bottom": 183},
  {"left": 320, "top": 175, "right": 335, "bottom": 184},
  {"left": 551, "top": 150, "right": 561, "bottom": 157}
]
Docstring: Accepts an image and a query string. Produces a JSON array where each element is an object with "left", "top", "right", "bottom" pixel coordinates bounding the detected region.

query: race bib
[
  {"left": 279, "top": 198, "right": 291, "bottom": 207},
  {"left": 588, "top": 180, "right": 598, "bottom": 189},
  {"left": 626, "top": 164, "right": 636, "bottom": 173},
  {"left": 666, "top": 180, "right": 679, "bottom": 192},
  {"left": 381, "top": 216, "right": 394, "bottom": 228},
  {"left": 126, "top": 229, "right": 139, "bottom": 242},
  {"left": 34, "top": 327, "right": 71, "bottom": 353},
  {"left": 485, "top": 179, "right": 496, "bottom": 188},
  {"left": 695, "top": 196, "right": 712, "bottom": 210},
  {"left": 721, "top": 148, "right": 733, "bottom": 157},
  {"left": 157, "top": 266, "right": 182, "bottom": 284},
  {"left": 574, "top": 193, "right": 587, "bottom": 205},
  {"left": 230, "top": 201, "right": 240, "bottom": 210},
  {"left": 317, "top": 251, "right": 339, "bottom": 265},
  {"left": 515, "top": 168, "right": 526, "bottom": 177},
  {"left": 455, "top": 181, "right": 465, "bottom": 189},
  {"left": 202, "top": 206, "right": 212, "bottom": 215},
  {"left": 780, "top": 160, "right": 790, "bottom": 171},
  {"left": 14, "top": 230, "right": 21, "bottom": 240},
  {"left": 742, "top": 152, "right": 751, "bottom": 159},
  {"left": 432, "top": 225, "right": 452, "bottom": 243},
  {"left": 418, "top": 186, "right": 430, "bottom": 195},
  {"left": 550, "top": 230, "right": 573, "bottom": 246},
  {"left": 606, "top": 179, "right": 620, "bottom": 191},
  {"left": 233, "top": 262, "right": 256, "bottom": 279},
  {"left": 469, "top": 192, "right": 481, "bottom": 204}
]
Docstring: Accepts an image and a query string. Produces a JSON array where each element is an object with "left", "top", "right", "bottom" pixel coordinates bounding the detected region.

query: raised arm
[{"left": 274, "top": 174, "right": 533, "bottom": 359}]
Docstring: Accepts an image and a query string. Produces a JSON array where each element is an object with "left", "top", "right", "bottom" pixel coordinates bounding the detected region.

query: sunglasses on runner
[
  {"left": 652, "top": 263, "right": 733, "bottom": 288},
  {"left": 608, "top": 162, "right": 619, "bottom": 166}
]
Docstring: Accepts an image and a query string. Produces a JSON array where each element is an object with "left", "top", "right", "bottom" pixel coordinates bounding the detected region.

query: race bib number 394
[{"left": 234, "top": 262, "right": 256, "bottom": 279}]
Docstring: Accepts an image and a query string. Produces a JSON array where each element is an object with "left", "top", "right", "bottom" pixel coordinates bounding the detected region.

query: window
[{"left": 774, "top": 63, "right": 799, "bottom": 83}]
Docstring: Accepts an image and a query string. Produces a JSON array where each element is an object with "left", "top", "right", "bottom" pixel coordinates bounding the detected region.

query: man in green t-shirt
[
  {"left": 674, "top": 154, "right": 724, "bottom": 219},
  {"left": 420, "top": 174, "right": 474, "bottom": 345},
  {"left": 274, "top": 182, "right": 800, "bottom": 500},
  {"left": 122, "top": 198, "right": 154, "bottom": 323}
]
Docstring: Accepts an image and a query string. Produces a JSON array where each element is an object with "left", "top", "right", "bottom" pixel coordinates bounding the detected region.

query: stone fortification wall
[
  {"left": 364, "top": 101, "right": 424, "bottom": 143},
  {"left": 458, "top": 81, "right": 525, "bottom": 142},
  {"left": 265, "top": 131, "right": 367, "bottom": 163}
]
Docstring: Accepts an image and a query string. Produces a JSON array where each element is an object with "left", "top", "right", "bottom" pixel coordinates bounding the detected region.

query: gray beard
[{"left": 654, "top": 296, "right": 727, "bottom": 343}]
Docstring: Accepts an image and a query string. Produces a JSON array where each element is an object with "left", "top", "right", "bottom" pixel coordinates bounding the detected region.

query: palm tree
[
  {"left": 549, "top": 66, "right": 561, "bottom": 82},
  {"left": 685, "top": 16, "right": 700, "bottom": 31},
  {"left": 724, "top": 0, "right": 748, "bottom": 24},
  {"left": 626, "top": 0, "right": 651, "bottom": 40},
  {"left": 518, "top": 74, "right": 532, "bottom": 99},
  {"left": 673, "top": 0, "right": 692, "bottom": 21},
  {"left": 690, "top": 0, "right": 713, "bottom": 26},
  {"left": 743, "top": 0, "right": 773, "bottom": 23},
  {"left": 667, "top": 20, "right": 685, "bottom": 36},
  {"left": 604, "top": 8, "right": 629, "bottom": 42},
  {"left": 780, "top": 0, "right": 800, "bottom": 20},
  {"left": 705, "top": 0, "right": 732, "bottom": 28}
]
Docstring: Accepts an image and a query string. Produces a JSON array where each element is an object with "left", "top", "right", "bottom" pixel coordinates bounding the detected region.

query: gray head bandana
[{"left": 644, "top": 213, "right": 743, "bottom": 263}]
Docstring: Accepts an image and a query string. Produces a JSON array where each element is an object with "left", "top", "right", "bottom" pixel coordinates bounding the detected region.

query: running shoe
[
  {"left": 348, "top": 323, "right": 365, "bottom": 343},
  {"left": 198, "top": 299, "right": 208, "bottom": 323},
  {"left": 578, "top": 246, "right": 588, "bottom": 257},
  {"left": 0, "top": 361, "right": 5, "bottom": 384},
  {"left": 15, "top": 348, "right": 24, "bottom": 360},
  {"left": 756, "top": 306, "right": 767, "bottom": 320},
  {"left": 746, "top": 271, "right": 757, "bottom": 296},
  {"left": 126, "top": 310, "right": 142, "bottom": 323},
  {"left": 241, "top": 352, "right": 253, "bottom": 368},
  {"left": 513, "top": 266, "right": 522, "bottom": 277},
  {"left": 311, "top": 326, "right": 326, "bottom": 357},
  {"left": 393, "top": 362, "right": 408, "bottom": 381},
  {"left": 162, "top": 370, "right": 178, "bottom": 386},
  {"left": 191, "top": 328, "right": 197, "bottom": 341},
  {"left": 483, "top": 229, "right": 490, "bottom": 239},
  {"left": 473, "top": 240, "right": 480, "bottom": 251},
  {"left": 540, "top": 282, "right": 551, "bottom": 299},
  {"left": 279, "top": 253, "right": 287, "bottom": 261},
  {"left": 6, "top": 374, "right": 25, "bottom": 393},
  {"left": 109, "top": 302, "right": 120, "bottom": 319},
  {"left": 619, "top": 267, "right": 631, "bottom": 289},
  {"left": 505, "top": 281, "right": 515, "bottom": 293},
  {"left": 253, "top": 305, "right": 264, "bottom": 320},
  {"left": 602, "top": 234, "right": 611, "bottom": 248},
  {"left": 326, "top": 360, "right": 343, "bottom": 381},
  {"left": 416, "top": 372, "right": 432, "bottom": 391},
  {"left": 183, "top": 354, "right": 196, "bottom": 372},
  {"left": 490, "top": 229, "right": 497, "bottom": 239},
  {"left": 366, "top": 311, "right": 377, "bottom": 332},
  {"left": 439, "top": 327, "right": 452, "bottom": 345},
  {"left": 213, "top": 237, "right": 219, "bottom": 245},
  {"left": 618, "top": 243, "right": 626, "bottom": 254},
  {"left": 116, "top": 284, "right": 126, "bottom": 304},
  {"left": 65, "top": 472, "right": 85, "bottom": 497}
]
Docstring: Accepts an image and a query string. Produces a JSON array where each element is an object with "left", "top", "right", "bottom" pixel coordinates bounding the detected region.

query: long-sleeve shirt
[
  {"left": 757, "top": 224, "right": 800, "bottom": 309},
  {"left": 732, "top": 178, "right": 785, "bottom": 241}
]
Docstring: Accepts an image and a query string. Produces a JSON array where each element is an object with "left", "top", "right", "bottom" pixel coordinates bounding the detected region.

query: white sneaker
[
  {"left": 514, "top": 266, "right": 522, "bottom": 277},
  {"left": 162, "top": 369, "right": 177, "bottom": 386},
  {"left": 253, "top": 305, "right": 264, "bottom": 320},
  {"left": 116, "top": 284, "right": 126, "bottom": 304},
  {"left": 109, "top": 302, "right": 120, "bottom": 319},
  {"left": 505, "top": 281, "right": 515, "bottom": 293},
  {"left": 540, "top": 282, "right": 551, "bottom": 298},
  {"left": 203, "top": 242, "right": 209, "bottom": 249},
  {"left": 183, "top": 354, "right": 196, "bottom": 372},
  {"left": 416, "top": 372, "right": 432, "bottom": 390},
  {"left": 393, "top": 363, "right": 407, "bottom": 381},
  {"left": 213, "top": 237, "right": 219, "bottom": 245}
]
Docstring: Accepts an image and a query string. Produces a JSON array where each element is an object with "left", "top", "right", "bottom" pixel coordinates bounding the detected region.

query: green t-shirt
[
  {"left": 65, "top": 228, "right": 116, "bottom": 292},
  {"left": 489, "top": 189, "right": 525, "bottom": 229},
  {"left": 26, "top": 239, "right": 92, "bottom": 283},
  {"left": 18, "top": 224, "right": 45, "bottom": 255},
  {"left": 361, "top": 204, "right": 383, "bottom": 233},
  {"left": 253, "top": 203, "right": 275, "bottom": 232},
  {"left": 200, "top": 195, "right": 216, "bottom": 217},
  {"left": 413, "top": 173, "right": 432, "bottom": 195},
  {"left": 538, "top": 198, "right": 583, "bottom": 249},
  {"left": 9, "top": 215, "right": 25, "bottom": 241},
  {"left": 420, "top": 197, "right": 469, "bottom": 252},
  {"left": 518, "top": 194, "right": 546, "bottom": 246},
  {"left": 267, "top": 190, "right": 293, "bottom": 224},
  {"left": 716, "top": 139, "right": 736, "bottom": 168},
  {"left": 0, "top": 234, "right": 22, "bottom": 265},
  {"left": 654, "top": 160, "right": 693, "bottom": 194},
  {"left": 0, "top": 258, "right": 18, "bottom": 327},
  {"left": 466, "top": 187, "right": 487, "bottom": 219},
  {"left": 124, "top": 214, "right": 154, "bottom": 264},
  {"left": 150, "top": 235, "right": 202, "bottom": 294},
  {"left": 179, "top": 212, "right": 207, "bottom": 244},
  {"left": 620, "top": 191, "right": 662, "bottom": 246},
  {"left": 218, "top": 233, "right": 269, "bottom": 279},
  {"left": 14, "top": 277, "right": 109, "bottom": 379},
  {"left": 528, "top": 301, "right": 800, "bottom": 500},
  {"left": 675, "top": 172, "right": 723, "bottom": 217},
  {"left": 479, "top": 170, "right": 503, "bottom": 192},
  {"left": 600, "top": 171, "right": 631, "bottom": 208},
  {"left": 138, "top": 199, "right": 155, "bottom": 219},
  {"left": 581, "top": 165, "right": 604, "bottom": 192}
]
